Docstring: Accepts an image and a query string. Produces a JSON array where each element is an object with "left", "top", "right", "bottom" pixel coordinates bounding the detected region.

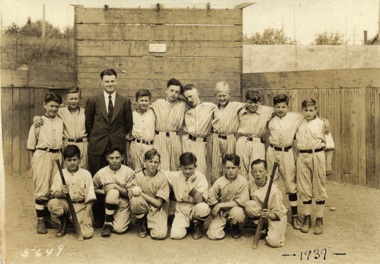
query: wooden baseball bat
[
  {"left": 55, "top": 160, "right": 84, "bottom": 241},
  {"left": 252, "top": 162, "right": 278, "bottom": 249}
]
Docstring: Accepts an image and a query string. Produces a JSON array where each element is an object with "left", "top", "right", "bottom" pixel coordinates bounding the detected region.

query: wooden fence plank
[
  {"left": 11, "top": 88, "right": 21, "bottom": 177},
  {"left": 76, "top": 24, "right": 242, "bottom": 41},
  {"left": 365, "top": 88, "right": 376, "bottom": 187},
  {"left": 76, "top": 7, "right": 242, "bottom": 25},
  {"left": 19, "top": 88, "right": 31, "bottom": 176},
  {"left": 356, "top": 88, "right": 367, "bottom": 186},
  {"left": 77, "top": 40, "right": 242, "bottom": 57},
  {"left": 1, "top": 88, "right": 13, "bottom": 177}
]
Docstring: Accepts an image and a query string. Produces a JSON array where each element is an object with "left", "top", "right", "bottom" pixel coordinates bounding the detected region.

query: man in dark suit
[{"left": 85, "top": 68, "right": 133, "bottom": 176}]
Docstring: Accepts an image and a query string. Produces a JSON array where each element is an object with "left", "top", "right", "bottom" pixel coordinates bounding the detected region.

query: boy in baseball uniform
[
  {"left": 296, "top": 99, "right": 330, "bottom": 235},
  {"left": 245, "top": 159, "right": 288, "bottom": 248},
  {"left": 151, "top": 78, "right": 187, "bottom": 171},
  {"left": 48, "top": 145, "right": 96, "bottom": 238},
  {"left": 165, "top": 152, "right": 211, "bottom": 240},
  {"left": 130, "top": 149, "right": 169, "bottom": 239},
  {"left": 127, "top": 89, "right": 155, "bottom": 171},
  {"left": 27, "top": 92, "right": 63, "bottom": 234},
  {"left": 207, "top": 154, "right": 249, "bottom": 240},
  {"left": 266, "top": 94, "right": 304, "bottom": 230},
  {"left": 93, "top": 145, "right": 134, "bottom": 237},
  {"left": 210, "top": 82, "right": 245, "bottom": 185},
  {"left": 182, "top": 84, "right": 216, "bottom": 176},
  {"left": 236, "top": 91, "right": 274, "bottom": 180}
]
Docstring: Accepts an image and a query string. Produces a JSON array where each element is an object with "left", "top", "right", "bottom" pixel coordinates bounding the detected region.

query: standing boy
[
  {"left": 207, "top": 154, "right": 249, "bottom": 240},
  {"left": 48, "top": 145, "right": 96, "bottom": 238},
  {"left": 27, "top": 92, "right": 64, "bottom": 234},
  {"left": 93, "top": 145, "right": 134, "bottom": 237},
  {"left": 245, "top": 159, "right": 288, "bottom": 248},
  {"left": 165, "top": 152, "right": 211, "bottom": 240},
  {"left": 210, "top": 82, "right": 244, "bottom": 184},
  {"left": 151, "top": 78, "right": 186, "bottom": 171},
  {"left": 266, "top": 93, "right": 304, "bottom": 229},
  {"left": 182, "top": 84, "right": 216, "bottom": 176},
  {"left": 127, "top": 89, "right": 155, "bottom": 171},
  {"left": 296, "top": 99, "right": 330, "bottom": 235},
  {"left": 236, "top": 91, "right": 274, "bottom": 180}
]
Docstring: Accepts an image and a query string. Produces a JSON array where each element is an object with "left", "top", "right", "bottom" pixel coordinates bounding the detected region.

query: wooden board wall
[
  {"left": 74, "top": 6, "right": 243, "bottom": 104},
  {"left": 242, "top": 69, "right": 380, "bottom": 189}
]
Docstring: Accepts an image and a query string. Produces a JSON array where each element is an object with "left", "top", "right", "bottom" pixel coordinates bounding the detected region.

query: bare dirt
[{"left": 1, "top": 173, "right": 380, "bottom": 264}]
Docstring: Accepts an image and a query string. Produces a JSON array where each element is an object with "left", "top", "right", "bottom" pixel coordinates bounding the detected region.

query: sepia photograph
[{"left": 1, "top": 0, "right": 380, "bottom": 263}]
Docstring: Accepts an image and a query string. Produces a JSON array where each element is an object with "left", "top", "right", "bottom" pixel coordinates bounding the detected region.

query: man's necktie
[{"left": 108, "top": 95, "right": 113, "bottom": 121}]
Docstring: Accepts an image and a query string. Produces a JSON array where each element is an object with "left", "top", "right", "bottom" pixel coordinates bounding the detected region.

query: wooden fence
[{"left": 242, "top": 68, "right": 380, "bottom": 189}]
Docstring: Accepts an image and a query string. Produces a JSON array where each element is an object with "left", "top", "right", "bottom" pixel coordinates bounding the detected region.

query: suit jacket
[{"left": 85, "top": 93, "right": 133, "bottom": 156}]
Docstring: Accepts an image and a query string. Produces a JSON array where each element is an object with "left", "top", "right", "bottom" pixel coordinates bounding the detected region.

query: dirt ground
[{"left": 1, "top": 172, "right": 380, "bottom": 264}]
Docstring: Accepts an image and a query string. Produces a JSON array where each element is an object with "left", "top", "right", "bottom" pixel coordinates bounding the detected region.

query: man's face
[
  {"left": 274, "top": 102, "right": 289, "bottom": 117},
  {"left": 43, "top": 101, "right": 60, "bottom": 118},
  {"left": 246, "top": 99, "right": 260, "bottom": 113},
  {"left": 106, "top": 151, "right": 123, "bottom": 171},
  {"left": 303, "top": 105, "right": 317, "bottom": 121},
  {"left": 65, "top": 92, "right": 81, "bottom": 110},
  {"left": 136, "top": 96, "right": 151, "bottom": 112},
  {"left": 181, "top": 164, "right": 197, "bottom": 179},
  {"left": 183, "top": 88, "right": 200, "bottom": 106},
  {"left": 101, "top": 75, "right": 118, "bottom": 94},
  {"left": 215, "top": 89, "right": 231, "bottom": 106},
  {"left": 166, "top": 85, "right": 181, "bottom": 102}
]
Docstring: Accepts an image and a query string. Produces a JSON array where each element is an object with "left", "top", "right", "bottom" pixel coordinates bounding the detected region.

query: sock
[
  {"left": 289, "top": 193, "right": 298, "bottom": 215},
  {"left": 303, "top": 200, "right": 312, "bottom": 216},
  {"left": 315, "top": 200, "right": 325, "bottom": 218},
  {"left": 105, "top": 203, "right": 117, "bottom": 224},
  {"left": 35, "top": 199, "right": 45, "bottom": 218}
]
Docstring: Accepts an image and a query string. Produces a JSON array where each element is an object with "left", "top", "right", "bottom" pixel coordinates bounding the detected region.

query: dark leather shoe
[
  {"left": 301, "top": 215, "right": 311, "bottom": 233},
  {"left": 37, "top": 219, "right": 47, "bottom": 234},
  {"left": 136, "top": 217, "right": 148, "bottom": 238},
  {"left": 313, "top": 217, "right": 324, "bottom": 235},
  {"left": 292, "top": 215, "right": 301, "bottom": 230},
  {"left": 231, "top": 224, "right": 241, "bottom": 239},
  {"left": 101, "top": 224, "right": 112, "bottom": 237},
  {"left": 56, "top": 216, "right": 68, "bottom": 237},
  {"left": 44, "top": 217, "right": 60, "bottom": 229},
  {"left": 193, "top": 220, "right": 204, "bottom": 240}
]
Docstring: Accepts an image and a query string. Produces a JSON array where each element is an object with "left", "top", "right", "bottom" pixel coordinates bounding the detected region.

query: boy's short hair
[
  {"left": 222, "top": 153, "right": 240, "bottom": 166},
  {"left": 106, "top": 145, "right": 124, "bottom": 156},
  {"left": 135, "top": 89, "right": 152, "bottom": 101},
  {"left": 301, "top": 98, "right": 317, "bottom": 108},
  {"left": 273, "top": 94, "right": 289, "bottom": 105},
  {"left": 245, "top": 90, "right": 261, "bottom": 103},
  {"left": 167, "top": 78, "right": 183, "bottom": 89},
  {"left": 215, "top": 81, "right": 230, "bottom": 93},
  {"left": 62, "top": 145, "right": 81, "bottom": 159},
  {"left": 100, "top": 68, "right": 117, "bottom": 79},
  {"left": 250, "top": 159, "right": 267, "bottom": 170},
  {"left": 66, "top": 87, "right": 81, "bottom": 97},
  {"left": 179, "top": 152, "right": 197, "bottom": 166},
  {"left": 44, "top": 92, "right": 62, "bottom": 104},
  {"left": 144, "top": 148, "right": 161, "bottom": 161},
  {"left": 181, "top": 84, "right": 196, "bottom": 94}
]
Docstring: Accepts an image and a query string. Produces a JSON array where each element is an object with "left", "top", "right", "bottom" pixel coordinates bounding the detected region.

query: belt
[
  {"left": 155, "top": 130, "right": 179, "bottom": 137},
  {"left": 132, "top": 138, "right": 154, "bottom": 145},
  {"left": 37, "top": 148, "right": 62, "bottom": 153},
  {"left": 247, "top": 137, "right": 266, "bottom": 144},
  {"left": 72, "top": 200, "right": 84, "bottom": 204},
  {"left": 299, "top": 147, "right": 325, "bottom": 154},
  {"left": 270, "top": 144, "right": 292, "bottom": 152},
  {"left": 189, "top": 134, "right": 207, "bottom": 142},
  {"left": 218, "top": 135, "right": 227, "bottom": 140},
  {"left": 65, "top": 137, "right": 87, "bottom": 143}
]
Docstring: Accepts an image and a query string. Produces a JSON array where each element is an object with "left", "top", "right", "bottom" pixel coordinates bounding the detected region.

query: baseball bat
[
  {"left": 252, "top": 162, "right": 278, "bottom": 249},
  {"left": 55, "top": 160, "right": 84, "bottom": 241}
]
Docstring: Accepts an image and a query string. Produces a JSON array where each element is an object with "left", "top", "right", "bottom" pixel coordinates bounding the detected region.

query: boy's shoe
[
  {"left": 313, "top": 217, "right": 324, "bottom": 235},
  {"left": 101, "top": 224, "right": 112, "bottom": 237},
  {"left": 300, "top": 215, "right": 311, "bottom": 233},
  {"left": 193, "top": 220, "right": 204, "bottom": 240},
  {"left": 136, "top": 217, "right": 148, "bottom": 238},
  {"left": 37, "top": 219, "right": 47, "bottom": 234},
  {"left": 56, "top": 216, "right": 68, "bottom": 237},
  {"left": 291, "top": 215, "right": 301, "bottom": 230},
  {"left": 44, "top": 217, "right": 60, "bottom": 229},
  {"left": 231, "top": 224, "right": 241, "bottom": 239}
]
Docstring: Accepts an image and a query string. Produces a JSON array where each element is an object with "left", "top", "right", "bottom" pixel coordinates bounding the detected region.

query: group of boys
[{"left": 27, "top": 68, "right": 334, "bottom": 247}]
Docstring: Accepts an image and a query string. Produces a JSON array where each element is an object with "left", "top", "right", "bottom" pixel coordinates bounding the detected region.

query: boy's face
[
  {"left": 215, "top": 89, "right": 230, "bottom": 106},
  {"left": 251, "top": 163, "right": 267, "bottom": 186},
  {"left": 106, "top": 151, "right": 123, "bottom": 171},
  {"left": 166, "top": 85, "right": 181, "bottom": 102},
  {"left": 274, "top": 102, "right": 289, "bottom": 117},
  {"left": 181, "top": 163, "right": 197, "bottom": 179},
  {"left": 144, "top": 155, "right": 160, "bottom": 174},
  {"left": 65, "top": 92, "right": 81, "bottom": 110},
  {"left": 224, "top": 160, "right": 239, "bottom": 181},
  {"left": 43, "top": 101, "right": 60, "bottom": 118},
  {"left": 64, "top": 155, "right": 80, "bottom": 173},
  {"left": 136, "top": 96, "right": 151, "bottom": 112},
  {"left": 303, "top": 105, "right": 317, "bottom": 121},
  {"left": 246, "top": 99, "right": 260, "bottom": 113},
  {"left": 101, "top": 75, "right": 118, "bottom": 94},
  {"left": 183, "top": 88, "right": 200, "bottom": 106}
]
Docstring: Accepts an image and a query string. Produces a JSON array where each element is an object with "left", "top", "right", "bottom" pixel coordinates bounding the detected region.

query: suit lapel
[
  {"left": 112, "top": 94, "right": 123, "bottom": 123},
  {"left": 96, "top": 94, "right": 109, "bottom": 122}
]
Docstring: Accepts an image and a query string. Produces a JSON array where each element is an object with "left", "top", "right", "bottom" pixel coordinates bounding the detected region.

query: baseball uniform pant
[
  {"left": 182, "top": 134, "right": 208, "bottom": 176},
  {"left": 245, "top": 200, "right": 287, "bottom": 248},
  {"left": 105, "top": 189, "right": 131, "bottom": 233},
  {"left": 207, "top": 207, "right": 245, "bottom": 240},
  {"left": 130, "top": 196, "right": 168, "bottom": 239},
  {"left": 170, "top": 202, "right": 210, "bottom": 240},
  {"left": 129, "top": 141, "right": 153, "bottom": 171},
  {"left": 48, "top": 198, "right": 94, "bottom": 239},
  {"left": 154, "top": 132, "right": 182, "bottom": 171},
  {"left": 63, "top": 140, "right": 88, "bottom": 170}
]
